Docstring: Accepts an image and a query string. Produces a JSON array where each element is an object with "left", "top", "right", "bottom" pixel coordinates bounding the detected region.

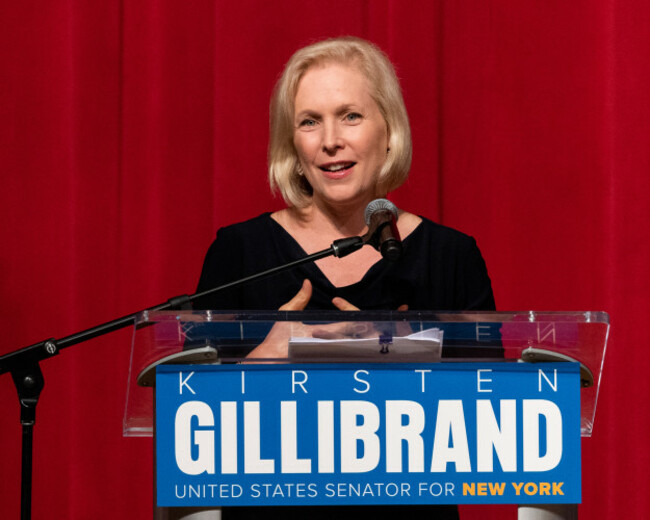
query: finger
[
  {"left": 310, "top": 328, "right": 345, "bottom": 340},
  {"left": 246, "top": 321, "right": 292, "bottom": 360},
  {"left": 279, "top": 279, "right": 313, "bottom": 311},
  {"left": 395, "top": 304, "right": 411, "bottom": 336},
  {"left": 331, "top": 296, "right": 360, "bottom": 311}
]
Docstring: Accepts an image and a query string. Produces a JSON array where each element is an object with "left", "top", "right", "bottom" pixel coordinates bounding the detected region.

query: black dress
[{"left": 192, "top": 213, "right": 496, "bottom": 520}]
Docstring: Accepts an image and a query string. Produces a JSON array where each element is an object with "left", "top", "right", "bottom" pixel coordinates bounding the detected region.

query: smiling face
[{"left": 293, "top": 62, "right": 389, "bottom": 210}]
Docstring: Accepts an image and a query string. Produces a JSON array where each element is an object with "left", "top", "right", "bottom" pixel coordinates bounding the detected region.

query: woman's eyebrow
[
  {"left": 295, "top": 109, "right": 320, "bottom": 119},
  {"left": 296, "top": 104, "right": 362, "bottom": 118},
  {"left": 335, "top": 104, "right": 362, "bottom": 116}
]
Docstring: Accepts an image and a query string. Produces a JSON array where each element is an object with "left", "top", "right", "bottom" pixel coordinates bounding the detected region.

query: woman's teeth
[{"left": 321, "top": 162, "right": 354, "bottom": 172}]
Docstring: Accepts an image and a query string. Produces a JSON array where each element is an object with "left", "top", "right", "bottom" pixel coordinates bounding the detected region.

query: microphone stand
[{"left": 0, "top": 235, "right": 364, "bottom": 520}]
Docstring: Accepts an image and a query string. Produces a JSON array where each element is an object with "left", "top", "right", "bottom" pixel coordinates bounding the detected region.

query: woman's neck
[{"left": 288, "top": 196, "right": 383, "bottom": 238}]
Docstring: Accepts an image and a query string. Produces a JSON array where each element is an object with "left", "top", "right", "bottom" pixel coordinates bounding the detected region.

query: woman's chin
[{"left": 313, "top": 190, "right": 376, "bottom": 210}]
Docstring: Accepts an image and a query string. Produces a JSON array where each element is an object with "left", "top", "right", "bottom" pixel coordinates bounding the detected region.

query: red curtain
[{"left": 1, "top": 1, "right": 648, "bottom": 518}]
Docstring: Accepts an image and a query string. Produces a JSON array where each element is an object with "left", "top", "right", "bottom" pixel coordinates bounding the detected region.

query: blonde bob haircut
[{"left": 268, "top": 36, "right": 412, "bottom": 208}]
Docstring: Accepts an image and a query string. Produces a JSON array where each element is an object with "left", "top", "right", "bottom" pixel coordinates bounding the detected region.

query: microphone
[{"left": 363, "top": 198, "right": 403, "bottom": 261}]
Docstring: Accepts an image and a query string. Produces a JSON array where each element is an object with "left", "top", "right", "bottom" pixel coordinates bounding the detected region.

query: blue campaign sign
[{"left": 156, "top": 362, "right": 580, "bottom": 507}]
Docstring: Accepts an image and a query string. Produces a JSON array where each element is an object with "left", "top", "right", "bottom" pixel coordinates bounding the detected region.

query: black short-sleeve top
[{"left": 194, "top": 213, "right": 495, "bottom": 312}]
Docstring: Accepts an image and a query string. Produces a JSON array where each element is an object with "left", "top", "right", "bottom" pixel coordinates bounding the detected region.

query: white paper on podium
[{"left": 288, "top": 328, "right": 443, "bottom": 361}]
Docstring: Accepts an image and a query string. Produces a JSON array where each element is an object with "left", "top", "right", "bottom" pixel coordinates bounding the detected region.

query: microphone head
[
  {"left": 363, "top": 198, "right": 403, "bottom": 262},
  {"left": 364, "top": 198, "right": 399, "bottom": 225}
]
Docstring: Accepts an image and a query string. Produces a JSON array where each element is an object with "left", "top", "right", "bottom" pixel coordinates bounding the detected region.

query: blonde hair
[{"left": 268, "top": 36, "right": 412, "bottom": 207}]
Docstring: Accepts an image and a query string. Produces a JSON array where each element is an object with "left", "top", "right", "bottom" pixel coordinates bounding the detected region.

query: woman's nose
[{"left": 322, "top": 122, "right": 344, "bottom": 154}]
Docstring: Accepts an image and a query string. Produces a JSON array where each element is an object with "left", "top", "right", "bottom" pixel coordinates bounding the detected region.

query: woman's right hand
[
  {"left": 278, "top": 279, "right": 313, "bottom": 311},
  {"left": 245, "top": 279, "right": 313, "bottom": 360}
]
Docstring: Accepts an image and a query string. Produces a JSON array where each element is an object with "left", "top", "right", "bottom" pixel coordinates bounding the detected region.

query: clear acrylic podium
[{"left": 124, "top": 310, "right": 609, "bottom": 520}]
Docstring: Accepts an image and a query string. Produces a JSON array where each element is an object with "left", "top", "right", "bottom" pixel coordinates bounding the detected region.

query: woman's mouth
[{"left": 319, "top": 162, "right": 356, "bottom": 178}]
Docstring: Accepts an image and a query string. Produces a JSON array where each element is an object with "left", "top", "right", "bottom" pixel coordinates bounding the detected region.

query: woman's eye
[
  {"left": 299, "top": 119, "right": 317, "bottom": 127},
  {"left": 345, "top": 112, "right": 362, "bottom": 123}
]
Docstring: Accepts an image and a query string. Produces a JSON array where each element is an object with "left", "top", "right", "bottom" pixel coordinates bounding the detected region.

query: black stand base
[{"left": 11, "top": 361, "right": 44, "bottom": 520}]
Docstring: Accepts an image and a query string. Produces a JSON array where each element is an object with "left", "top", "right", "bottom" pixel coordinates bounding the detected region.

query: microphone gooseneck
[{"left": 363, "top": 198, "right": 403, "bottom": 261}]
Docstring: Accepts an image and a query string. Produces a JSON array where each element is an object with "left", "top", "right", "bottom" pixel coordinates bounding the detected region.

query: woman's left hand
[
  {"left": 310, "top": 298, "right": 409, "bottom": 339},
  {"left": 332, "top": 297, "right": 408, "bottom": 312}
]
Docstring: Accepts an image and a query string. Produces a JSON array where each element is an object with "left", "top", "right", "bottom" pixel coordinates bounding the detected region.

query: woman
[
  {"left": 194, "top": 37, "right": 494, "bottom": 519},
  {"left": 196, "top": 36, "right": 495, "bottom": 315}
]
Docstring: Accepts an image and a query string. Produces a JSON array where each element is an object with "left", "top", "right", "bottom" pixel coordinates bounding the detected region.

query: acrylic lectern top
[{"left": 123, "top": 310, "right": 608, "bottom": 438}]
